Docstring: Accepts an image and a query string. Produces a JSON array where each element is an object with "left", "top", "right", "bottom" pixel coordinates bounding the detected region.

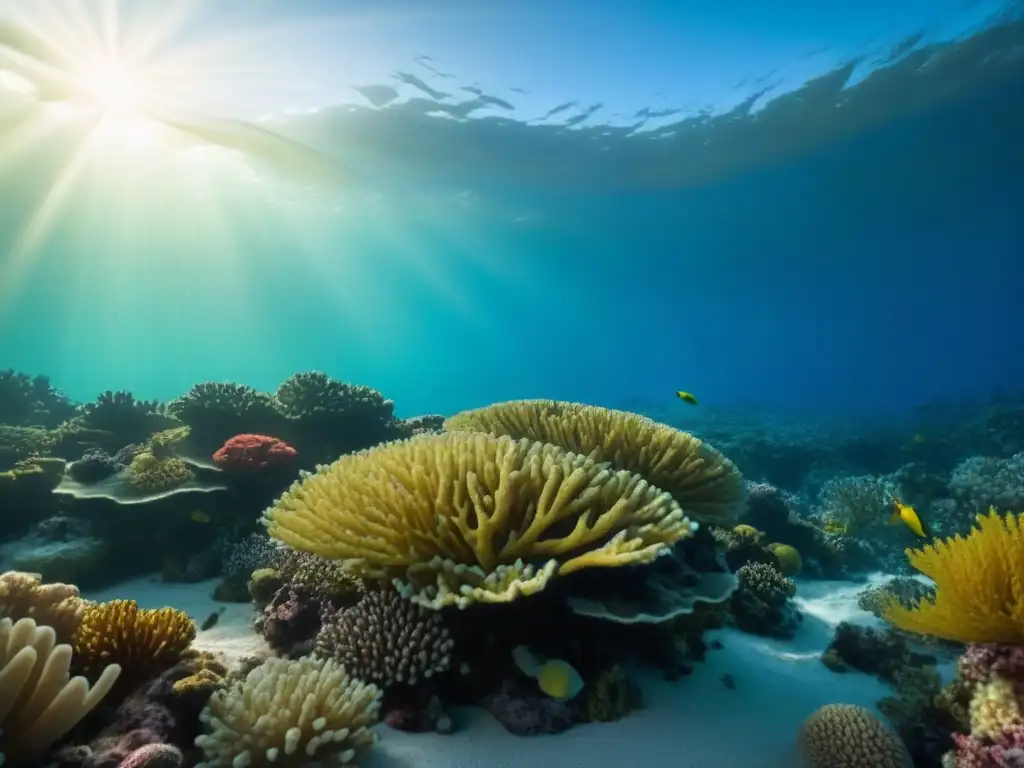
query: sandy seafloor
[{"left": 85, "top": 574, "right": 947, "bottom": 768}]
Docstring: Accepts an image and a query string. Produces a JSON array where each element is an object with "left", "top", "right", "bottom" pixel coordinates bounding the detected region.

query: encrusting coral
[
  {"left": 194, "top": 655, "right": 381, "bottom": 767},
  {"left": 263, "top": 431, "right": 696, "bottom": 609},
  {"left": 0, "top": 616, "right": 121, "bottom": 763},
  {"left": 797, "top": 703, "right": 912, "bottom": 767},
  {"left": 0, "top": 570, "right": 86, "bottom": 644},
  {"left": 882, "top": 508, "right": 1024, "bottom": 643},
  {"left": 444, "top": 399, "right": 746, "bottom": 524}
]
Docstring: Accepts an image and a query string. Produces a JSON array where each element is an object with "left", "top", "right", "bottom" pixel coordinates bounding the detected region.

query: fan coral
[
  {"left": 0, "top": 616, "right": 121, "bottom": 762},
  {"left": 0, "top": 570, "right": 85, "bottom": 644},
  {"left": 798, "top": 703, "right": 911, "bottom": 767},
  {"left": 194, "top": 655, "right": 381, "bottom": 767},
  {"left": 212, "top": 433, "right": 298, "bottom": 472},
  {"left": 315, "top": 590, "right": 454, "bottom": 688},
  {"left": 444, "top": 399, "right": 746, "bottom": 524},
  {"left": 882, "top": 508, "right": 1024, "bottom": 643},
  {"left": 73, "top": 600, "right": 196, "bottom": 691},
  {"left": 127, "top": 452, "right": 194, "bottom": 493},
  {"left": 263, "top": 432, "right": 695, "bottom": 609}
]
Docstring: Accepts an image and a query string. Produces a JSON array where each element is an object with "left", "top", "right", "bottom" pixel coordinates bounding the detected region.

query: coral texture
[
  {"left": 0, "top": 570, "right": 86, "bottom": 643},
  {"left": 444, "top": 399, "right": 746, "bottom": 523},
  {"left": 194, "top": 656, "right": 380, "bottom": 767},
  {"left": 798, "top": 703, "right": 911, "bottom": 767},
  {"left": 263, "top": 432, "right": 695, "bottom": 609},
  {"left": 118, "top": 743, "right": 184, "bottom": 768},
  {"left": 212, "top": 433, "right": 298, "bottom": 472},
  {"left": 127, "top": 453, "right": 194, "bottom": 493}
]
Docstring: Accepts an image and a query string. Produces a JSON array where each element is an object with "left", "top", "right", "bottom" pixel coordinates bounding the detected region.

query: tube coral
[{"left": 263, "top": 432, "right": 695, "bottom": 609}]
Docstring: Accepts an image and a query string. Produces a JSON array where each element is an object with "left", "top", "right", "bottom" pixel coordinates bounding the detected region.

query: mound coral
[
  {"left": 0, "top": 570, "right": 85, "bottom": 644},
  {"left": 127, "top": 452, "right": 194, "bottom": 493},
  {"left": 73, "top": 600, "right": 196, "bottom": 691},
  {"left": 212, "top": 433, "right": 298, "bottom": 472},
  {"left": 882, "top": 508, "right": 1024, "bottom": 643},
  {"left": 0, "top": 616, "right": 121, "bottom": 762},
  {"left": 315, "top": 590, "right": 454, "bottom": 688},
  {"left": 194, "top": 655, "right": 380, "bottom": 767},
  {"left": 263, "top": 432, "right": 695, "bottom": 609},
  {"left": 769, "top": 543, "right": 803, "bottom": 576},
  {"left": 444, "top": 399, "right": 746, "bottom": 524},
  {"left": 798, "top": 703, "right": 911, "bottom": 767}
]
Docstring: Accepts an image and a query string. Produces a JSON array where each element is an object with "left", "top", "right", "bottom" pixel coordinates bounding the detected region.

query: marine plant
[{"left": 263, "top": 431, "right": 696, "bottom": 609}]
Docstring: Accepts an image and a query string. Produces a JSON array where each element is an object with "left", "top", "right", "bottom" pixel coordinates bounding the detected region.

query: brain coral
[
  {"left": 798, "top": 703, "right": 911, "bottom": 767},
  {"left": 444, "top": 399, "right": 746, "bottom": 524},
  {"left": 263, "top": 432, "right": 695, "bottom": 609}
]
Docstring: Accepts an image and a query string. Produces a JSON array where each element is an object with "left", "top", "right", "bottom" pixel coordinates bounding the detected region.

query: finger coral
[
  {"left": 127, "top": 452, "right": 194, "bottom": 493},
  {"left": 798, "top": 703, "right": 911, "bottom": 767},
  {"left": 263, "top": 432, "right": 695, "bottom": 609},
  {"left": 212, "top": 433, "right": 298, "bottom": 472},
  {"left": 882, "top": 508, "right": 1024, "bottom": 643},
  {"left": 315, "top": 590, "right": 454, "bottom": 688},
  {"left": 73, "top": 599, "right": 196, "bottom": 692},
  {"left": 444, "top": 399, "right": 746, "bottom": 524},
  {"left": 0, "top": 616, "right": 121, "bottom": 762},
  {"left": 194, "top": 655, "right": 380, "bottom": 768},
  {"left": 0, "top": 570, "right": 86, "bottom": 644}
]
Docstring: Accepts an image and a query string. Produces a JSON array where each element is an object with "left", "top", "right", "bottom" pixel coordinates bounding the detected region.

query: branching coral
[
  {"left": 73, "top": 600, "right": 196, "bottom": 692},
  {"left": 167, "top": 382, "right": 281, "bottom": 433},
  {"left": 315, "top": 590, "right": 454, "bottom": 688},
  {"left": 127, "top": 452, "right": 194, "bottom": 493},
  {"left": 444, "top": 399, "right": 746, "bottom": 524},
  {"left": 263, "top": 432, "right": 695, "bottom": 609},
  {"left": 73, "top": 390, "right": 174, "bottom": 441},
  {"left": 194, "top": 655, "right": 381, "bottom": 767},
  {"left": 274, "top": 371, "right": 394, "bottom": 425},
  {"left": 818, "top": 474, "right": 899, "bottom": 535},
  {"left": 0, "top": 570, "right": 86, "bottom": 644},
  {"left": 0, "top": 617, "right": 121, "bottom": 762},
  {"left": 882, "top": 508, "right": 1024, "bottom": 643},
  {"left": 0, "top": 369, "right": 76, "bottom": 427},
  {"left": 149, "top": 426, "right": 192, "bottom": 459},
  {"left": 0, "top": 425, "right": 56, "bottom": 468},
  {"left": 950, "top": 453, "right": 1024, "bottom": 514},
  {"left": 798, "top": 703, "right": 911, "bottom": 767}
]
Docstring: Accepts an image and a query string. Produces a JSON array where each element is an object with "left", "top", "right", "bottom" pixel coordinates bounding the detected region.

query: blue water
[{"left": 0, "top": 0, "right": 1021, "bottom": 418}]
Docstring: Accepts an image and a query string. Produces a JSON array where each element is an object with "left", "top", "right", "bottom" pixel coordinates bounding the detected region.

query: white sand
[{"left": 85, "top": 574, "right": 916, "bottom": 768}]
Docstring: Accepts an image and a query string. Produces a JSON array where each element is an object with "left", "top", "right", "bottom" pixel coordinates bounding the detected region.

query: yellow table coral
[
  {"left": 883, "top": 508, "right": 1024, "bottom": 643},
  {"left": 262, "top": 432, "right": 696, "bottom": 609}
]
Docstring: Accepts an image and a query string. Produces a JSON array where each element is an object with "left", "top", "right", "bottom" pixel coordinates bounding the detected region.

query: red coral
[{"left": 212, "top": 433, "right": 297, "bottom": 472}]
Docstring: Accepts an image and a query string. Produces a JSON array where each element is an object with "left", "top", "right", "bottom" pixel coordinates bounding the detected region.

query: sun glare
[{"left": 80, "top": 60, "right": 143, "bottom": 114}]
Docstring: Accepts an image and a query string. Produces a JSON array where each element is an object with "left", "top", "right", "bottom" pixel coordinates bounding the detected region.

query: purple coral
[
  {"left": 118, "top": 744, "right": 183, "bottom": 768},
  {"left": 951, "top": 727, "right": 1024, "bottom": 767}
]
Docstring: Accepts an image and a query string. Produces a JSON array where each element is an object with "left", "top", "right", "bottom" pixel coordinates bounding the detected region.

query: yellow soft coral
[
  {"left": 882, "top": 508, "right": 1024, "bottom": 643},
  {"left": 969, "top": 675, "right": 1023, "bottom": 738},
  {"left": 263, "top": 432, "right": 695, "bottom": 609},
  {"left": 444, "top": 399, "right": 746, "bottom": 524}
]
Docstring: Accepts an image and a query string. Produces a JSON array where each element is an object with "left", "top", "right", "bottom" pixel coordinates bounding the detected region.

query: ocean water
[{"left": 1, "top": 2, "right": 1023, "bottom": 767}]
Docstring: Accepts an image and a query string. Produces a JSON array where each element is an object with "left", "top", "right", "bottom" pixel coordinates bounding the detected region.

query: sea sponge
[
  {"left": 315, "top": 590, "right": 454, "bottom": 688},
  {"left": 769, "top": 543, "right": 803, "bottom": 576},
  {"left": 797, "top": 703, "right": 911, "bottom": 767},
  {"left": 0, "top": 570, "right": 86, "bottom": 644},
  {"left": 444, "top": 399, "right": 746, "bottom": 524},
  {"left": 0, "top": 617, "right": 121, "bottom": 762},
  {"left": 263, "top": 432, "right": 695, "bottom": 609},
  {"left": 194, "top": 655, "right": 380, "bottom": 767},
  {"left": 73, "top": 600, "right": 196, "bottom": 690},
  {"left": 882, "top": 508, "right": 1024, "bottom": 643},
  {"left": 127, "top": 452, "right": 194, "bottom": 493}
]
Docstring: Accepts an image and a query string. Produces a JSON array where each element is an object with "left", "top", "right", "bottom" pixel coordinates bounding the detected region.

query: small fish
[
  {"left": 512, "top": 645, "right": 584, "bottom": 701},
  {"left": 675, "top": 390, "right": 698, "bottom": 406},
  {"left": 190, "top": 509, "right": 211, "bottom": 524},
  {"left": 200, "top": 610, "right": 221, "bottom": 631},
  {"left": 889, "top": 498, "right": 930, "bottom": 538}
]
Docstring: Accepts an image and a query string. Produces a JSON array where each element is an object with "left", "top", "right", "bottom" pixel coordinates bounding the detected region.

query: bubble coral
[
  {"left": 315, "top": 590, "right": 454, "bottom": 688},
  {"left": 212, "top": 433, "right": 298, "bottom": 472},
  {"left": 73, "top": 600, "right": 196, "bottom": 693},
  {"left": 263, "top": 432, "right": 695, "bottom": 610},
  {"left": 444, "top": 399, "right": 746, "bottom": 524},
  {"left": 127, "top": 452, "right": 194, "bottom": 493},
  {"left": 798, "top": 703, "right": 912, "bottom": 767},
  {"left": 194, "top": 655, "right": 381, "bottom": 768}
]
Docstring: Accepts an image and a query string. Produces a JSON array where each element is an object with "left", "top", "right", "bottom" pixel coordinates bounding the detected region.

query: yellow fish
[
  {"left": 512, "top": 645, "right": 584, "bottom": 701},
  {"left": 889, "top": 499, "right": 930, "bottom": 538},
  {"left": 675, "top": 390, "right": 698, "bottom": 406},
  {"left": 189, "top": 509, "right": 211, "bottom": 524}
]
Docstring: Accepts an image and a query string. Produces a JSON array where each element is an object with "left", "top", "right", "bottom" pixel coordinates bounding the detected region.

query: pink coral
[
  {"left": 119, "top": 743, "right": 183, "bottom": 768},
  {"left": 961, "top": 644, "right": 1024, "bottom": 684},
  {"left": 211, "top": 433, "right": 297, "bottom": 472},
  {"left": 952, "top": 727, "right": 1024, "bottom": 767}
]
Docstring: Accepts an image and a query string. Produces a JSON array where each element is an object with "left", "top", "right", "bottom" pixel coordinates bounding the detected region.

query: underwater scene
[{"left": 1, "top": 1, "right": 1024, "bottom": 766}]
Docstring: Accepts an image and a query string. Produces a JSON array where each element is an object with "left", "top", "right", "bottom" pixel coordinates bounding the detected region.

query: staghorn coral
[
  {"left": 73, "top": 600, "right": 196, "bottom": 692},
  {"left": 882, "top": 508, "right": 1024, "bottom": 643},
  {"left": 127, "top": 452, "right": 195, "bottom": 493},
  {"left": 315, "top": 590, "right": 454, "bottom": 688},
  {"left": 798, "top": 703, "right": 912, "bottom": 767},
  {"left": 263, "top": 432, "right": 696, "bottom": 609},
  {"left": 0, "top": 570, "right": 85, "bottom": 643},
  {"left": 444, "top": 399, "right": 746, "bottom": 524},
  {"left": 0, "top": 616, "right": 121, "bottom": 762},
  {"left": 212, "top": 433, "right": 298, "bottom": 472},
  {"left": 194, "top": 655, "right": 381, "bottom": 768}
]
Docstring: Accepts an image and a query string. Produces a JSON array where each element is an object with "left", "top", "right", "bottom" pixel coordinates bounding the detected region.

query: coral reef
[
  {"left": 211, "top": 433, "right": 297, "bottom": 472},
  {"left": 127, "top": 453, "right": 194, "bottom": 494},
  {"left": 797, "top": 703, "right": 912, "bottom": 767},
  {"left": 68, "top": 448, "right": 122, "bottom": 485},
  {"left": 730, "top": 561, "right": 801, "bottom": 638},
  {"left": 0, "top": 570, "right": 85, "bottom": 643}
]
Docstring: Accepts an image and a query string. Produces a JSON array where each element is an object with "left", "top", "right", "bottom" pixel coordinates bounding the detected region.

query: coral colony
[{"left": 1, "top": 367, "right": 1024, "bottom": 766}]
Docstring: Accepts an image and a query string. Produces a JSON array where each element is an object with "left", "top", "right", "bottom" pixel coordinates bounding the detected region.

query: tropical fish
[
  {"left": 189, "top": 509, "right": 211, "bottom": 524},
  {"left": 512, "top": 645, "right": 584, "bottom": 701},
  {"left": 675, "top": 390, "right": 698, "bottom": 406},
  {"left": 889, "top": 498, "right": 930, "bottom": 538}
]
